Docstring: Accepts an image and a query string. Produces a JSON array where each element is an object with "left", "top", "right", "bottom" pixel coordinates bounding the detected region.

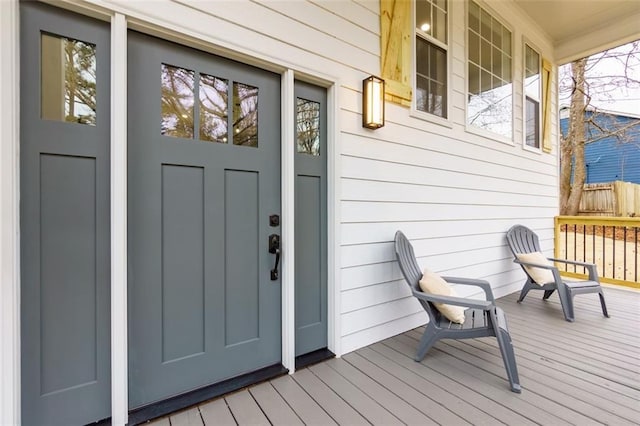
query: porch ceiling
[{"left": 512, "top": 0, "right": 640, "bottom": 64}]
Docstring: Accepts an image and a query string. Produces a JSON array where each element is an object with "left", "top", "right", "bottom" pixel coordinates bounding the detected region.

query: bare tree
[{"left": 559, "top": 41, "right": 640, "bottom": 215}]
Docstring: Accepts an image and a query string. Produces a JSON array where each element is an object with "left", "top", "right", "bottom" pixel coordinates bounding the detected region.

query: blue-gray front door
[
  {"left": 127, "top": 32, "right": 282, "bottom": 407},
  {"left": 20, "top": 2, "right": 111, "bottom": 424}
]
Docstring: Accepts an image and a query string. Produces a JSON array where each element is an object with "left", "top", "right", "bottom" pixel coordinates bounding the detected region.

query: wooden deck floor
[{"left": 147, "top": 286, "right": 640, "bottom": 426}]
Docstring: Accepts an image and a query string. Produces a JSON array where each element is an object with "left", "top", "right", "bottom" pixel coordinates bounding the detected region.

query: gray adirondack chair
[
  {"left": 506, "top": 224, "right": 609, "bottom": 322},
  {"left": 394, "top": 231, "right": 521, "bottom": 393}
]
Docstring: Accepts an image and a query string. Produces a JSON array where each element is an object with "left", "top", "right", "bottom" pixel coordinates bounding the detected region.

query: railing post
[{"left": 554, "top": 216, "right": 560, "bottom": 261}]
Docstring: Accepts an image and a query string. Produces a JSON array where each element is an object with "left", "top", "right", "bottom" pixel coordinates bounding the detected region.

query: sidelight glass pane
[
  {"left": 161, "top": 64, "right": 195, "bottom": 138},
  {"left": 41, "top": 33, "right": 97, "bottom": 125},
  {"left": 233, "top": 82, "right": 258, "bottom": 147},
  {"left": 296, "top": 98, "right": 321, "bottom": 155},
  {"left": 199, "top": 73, "right": 229, "bottom": 143}
]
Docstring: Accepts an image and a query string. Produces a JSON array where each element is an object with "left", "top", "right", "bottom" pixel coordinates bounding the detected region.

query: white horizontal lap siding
[
  {"left": 338, "top": 1, "right": 558, "bottom": 353},
  {"left": 342, "top": 217, "right": 552, "bottom": 246},
  {"left": 94, "top": 0, "right": 372, "bottom": 86}
]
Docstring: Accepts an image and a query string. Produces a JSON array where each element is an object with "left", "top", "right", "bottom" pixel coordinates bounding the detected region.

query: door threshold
[
  {"left": 295, "top": 348, "right": 335, "bottom": 370},
  {"left": 122, "top": 364, "right": 288, "bottom": 425}
]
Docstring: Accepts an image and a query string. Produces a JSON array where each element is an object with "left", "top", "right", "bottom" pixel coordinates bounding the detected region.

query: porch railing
[{"left": 555, "top": 216, "right": 640, "bottom": 289}]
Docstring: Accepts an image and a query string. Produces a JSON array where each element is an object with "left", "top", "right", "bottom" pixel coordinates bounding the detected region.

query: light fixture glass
[
  {"left": 420, "top": 23, "right": 431, "bottom": 32},
  {"left": 362, "top": 75, "right": 385, "bottom": 129}
]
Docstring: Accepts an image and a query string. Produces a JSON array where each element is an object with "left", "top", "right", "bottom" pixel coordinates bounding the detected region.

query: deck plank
[
  {"left": 290, "top": 367, "right": 369, "bottom": 425},
  {"left": 452, "top": 337, "right": 640, "bottom": 421},
  {"left": 224, "top": 390, "right": 269, "bottom": 426},
  {"left": 199, "top": 398, "right": 236, "bottom": 426},
  {"left": 324, "top": 357, "right": 436, "bottom": 425},
  {"left": 344, "top": 351, "right": 471, "bottom": 425},
  {"left": 169, "top": 406, "right": 203, "bottom": 426},
  {"left": 383, "top": 336, "right": 539, "bottom": 426},
  {"left": 248, "top": 382, "right": 304, "bottom": 426},
  {"left": 308, "top": 361, "right": 401, "bottom": 425},
  {"left": 406, "top": 330, "right": 631, "bottom": 425},
  {"left": 270, "top": 374, "right": 338, "bottom": 425},
  {"left": 146, "top": 417, "right": 171, "bottom": 426},
  {"left": 393, "top": 333, "right": 568, "bottom": 424},
  {"left": 369, "top": 341, "right": 535, "bottom": 426},
  {"left": 356, "top": 346, "right": 495, "bottom": 425}
]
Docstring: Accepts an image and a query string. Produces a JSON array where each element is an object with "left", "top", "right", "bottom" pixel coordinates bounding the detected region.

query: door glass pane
[
  {"left": 199, "top": 73, "right": 228, "bottom": 143},
  {"left": 41, "top": 33, "right": 96, "bottom": 125},
  {"left": 233, "top": 82, "right": 258, "bottom": 147},
  {"left": 296, "top": 98, "right": 320, "bottom": 155},
  {"left": 161, "top": 64, "right": 195, "bottom": 138}
]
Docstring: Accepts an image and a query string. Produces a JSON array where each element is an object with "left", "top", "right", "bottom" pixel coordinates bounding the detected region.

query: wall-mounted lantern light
[{"left": 362, "top": 75, "right": 385, "bottom": 129}]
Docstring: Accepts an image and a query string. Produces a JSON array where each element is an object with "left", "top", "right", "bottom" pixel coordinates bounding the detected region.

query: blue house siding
[{"left": 560, "top": 111, "right": 640, "bottom": 184}]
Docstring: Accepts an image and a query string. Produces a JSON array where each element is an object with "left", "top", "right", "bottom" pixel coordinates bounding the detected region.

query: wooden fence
[{"left": 579, "top": 181, "right": 640, "bottom": 217}]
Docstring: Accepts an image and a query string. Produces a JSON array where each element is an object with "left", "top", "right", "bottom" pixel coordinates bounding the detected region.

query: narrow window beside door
[{"left": 296, "top": 97, "right": 320, "bottom": 155}]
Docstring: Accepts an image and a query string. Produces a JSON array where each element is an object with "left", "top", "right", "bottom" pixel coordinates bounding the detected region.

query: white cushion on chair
[
  {"left": 419, "top": 269, "right": 466, "bottom": 324},
  {"left": 515, "top": 252, "right": 556, "bottom": 285}
]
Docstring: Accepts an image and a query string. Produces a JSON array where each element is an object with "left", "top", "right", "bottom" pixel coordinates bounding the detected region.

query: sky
[{"left": 559, "top": 40, "right": 640, "bottom": 117}]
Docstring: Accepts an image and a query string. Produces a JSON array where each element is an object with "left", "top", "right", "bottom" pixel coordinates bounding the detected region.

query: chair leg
[
  {"left": 598, "top": 289, "right": 610, "bottom": 318},
  {"left": 517, "top": 281, "right": 534, "bottom": 303},
  {"left": 542, "top": 289, "right": 555, "bottom": 300},
  {"left": 415, "top": 323, "right": 439, "bottom": 362},
  {"left": 557, "top": 284, "right": 575, "bottom": 322},
  {"left": 491, "top": 310, "right": 521, "bottom": 393}
]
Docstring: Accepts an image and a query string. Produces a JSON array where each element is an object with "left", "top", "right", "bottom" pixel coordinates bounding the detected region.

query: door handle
[{"left": 269, "top": 234, "right": 280, "bottom": 280}]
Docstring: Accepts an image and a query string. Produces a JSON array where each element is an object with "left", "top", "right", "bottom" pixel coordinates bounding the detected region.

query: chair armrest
[
  {"left": 412, "top": 289, "right": 494, "bottom": 310},
  {"left": 513, "top": 260, "right": 568, "bottom": 286},
  {"left": 514, "top": 259, "right": 556, "bottom": 270},
  {"left": 440, "top": 276, "right": 495, "bottom": 302},
  {"left": 547, "top": 257, "right": 599, "bottom": 281}
]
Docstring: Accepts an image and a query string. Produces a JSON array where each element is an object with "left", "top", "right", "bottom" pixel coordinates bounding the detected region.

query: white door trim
[
  {"left": 110, "top": 12, "right": 128, "bottom": 426},
  {"left": 281, "top": 69, "right": 296, "bottom": 372},
  {"left": 0, "top": 0, "right": 20, "bottom": 424},
  {"left": 326, "top": 82, "right": 341, "bottom": 358}
]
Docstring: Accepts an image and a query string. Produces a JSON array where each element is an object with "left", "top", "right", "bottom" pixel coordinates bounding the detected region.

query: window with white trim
[
  {"left": 415, "top": 0, "right": 448, "bottom": 119},
  {"left": 524, "top": 43, "right": 541, "bottom": 149},
  {"left": 467, "top": 1, "right": 513, "bottom": 139}
]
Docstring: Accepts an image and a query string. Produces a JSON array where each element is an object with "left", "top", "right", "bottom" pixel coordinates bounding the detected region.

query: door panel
[
  {"left": 128, "top": 32, "right": 281, "bottom": 408},
  {"left": 20, "top": 3, "right": 111, "bottom": 424},
  {"left": 294, "top": 81, "right": 328, "bottom": 356}
]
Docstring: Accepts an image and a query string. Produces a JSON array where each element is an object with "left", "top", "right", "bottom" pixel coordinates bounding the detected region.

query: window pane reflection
[
  {"left": 416, "top": 38, "right": 447, "bottom": 118},
  {"left": 41, "top": 33, "right": 96, "bottom": 125},
  {"left": 233, "top": 82, "right": 258, "bottom": 147},
  {"left": 161, "top": 64, "right": 195, "bottom": 138},
  {"left": 525, "top": 97, "right": 540, "bottom": 148},
  {"left": 296, "top": 98, "right": 320, "bottom": 155},
  {"left": 467, "top": 1, "right": 513, "bottom": 138},
  {"left": 199, "top": 73, "right": 228, "bottom": 143}
]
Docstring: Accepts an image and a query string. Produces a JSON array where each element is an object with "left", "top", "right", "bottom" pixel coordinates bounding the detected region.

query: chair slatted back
[
  {"left": 394, "top": 231, "right": 438, "bottom": 319},
  {"left": 506, "top": 225, "right": 541, "bottom": 256}
]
